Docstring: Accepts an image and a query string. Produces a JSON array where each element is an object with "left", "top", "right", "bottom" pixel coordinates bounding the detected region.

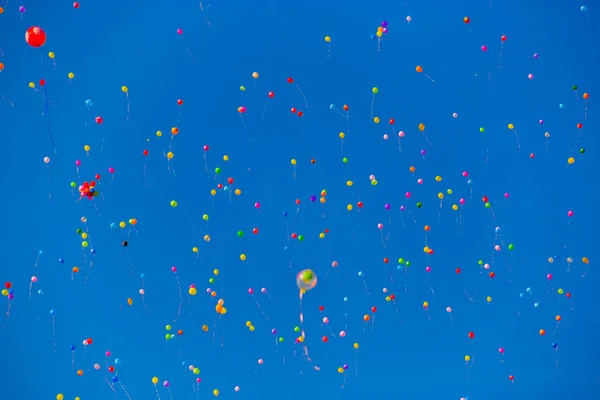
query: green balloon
[
  {"left": 237, "top": 231, "right": 244, "bottom": 237},
  {"left": 70, "top": 182, "right": 76, "bottom": 188},
  {"left": 278, "top": 337, "right": 284, "bottom": 343},
  {"left": 301, "top": 270, "right": 313, "bottom": 282},
  {"left": 76, "top": 228, "right": 82, "bottom": 234},
  {"left": 405, "top": 261, "right": 411, "bottom": 267},
  {"left": 573, "top": 85, "right": 578, "bottom": 90},
  {"left": 508, "top": 244, "right": 515, "bottom": 250},
  {"left": 398, "top": 258, "right": 405, "bottom": 264},
  {"left": 416, "top": 202, "right": 423, "bottom": 208},
  {"left": 485, "top": 202, "right": 491, "bottom": 208},
  {"left": 298, "top": 235, "right": 304, "bottom": 241},
  {"left": 343, "top": 157, "right": 349, "bottom": 163},
  {"left": 479, "top": 127, "right": 485, "bottom": 133},
  {"left": 215, "top": 167, "right": 221, "bottom": 174},
  {"left": 580, "top": 148, "right": 586, "bottom": 154}
]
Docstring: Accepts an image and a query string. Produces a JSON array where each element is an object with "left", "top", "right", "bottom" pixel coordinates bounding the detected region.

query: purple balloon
[
  {"left": 309, "top": 195, "right": 317, "bottom": 202},
  {"left": 400, "top": 206, "right": 405, "bottom": 211},
  {"left": 271, "top": 329, "right": 277, "bottom": 334},
  {"left": 381, "top": 21, "right": 388, "bottom": 28},
  {"left": 163, "top": 380, "right": 170, "bottom": 387},
  {"left": 384, "top": 203, "right": 391, "bottom": 210}
]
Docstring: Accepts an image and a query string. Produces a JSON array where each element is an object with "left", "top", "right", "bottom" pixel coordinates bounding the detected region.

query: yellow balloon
[
  {"left": 57, "top": 394, "right": 64, "bottom": 400},
  {"left": 29, "top": 82, "right": 35, "bottom": 88},
  {"left": 152, "top": 377, "right": 159, "bottom": 385},
  {"left": 48, "top": 52, "right": 55, "bottom": 59},
  {"left": 465, "top": 355, "right": 471, "bottom": 362},
  {"left": 346, "top": 180, "right": 353, "bottom": 186},
  {"left": 240, "top": 254, "right": 247, "bottom": 261},
  {"left": 156, "top": 130, "right": 163, "bottom": 137},
  {"left": 353, "top": 342, "right": 359, "bottom": 349},
  {"left": 68, "top": 72, "right": 75, "bottom": 79},
  {"left": 291, "top": 159, "right": 297, "bottom": 165},
  {"left": 376, "top": 31, "right": 383, "bottom": 37},
  {"left": 338, "top": 367, "right": 344, "bottom": 373},
  {"left": 192, "top": 247, "right": 199, "bottom": 253},
  {"left": 508, "top": 123, "right": 514, "bottom": 130},
  {"left": 374, "top": 117, "right": 380, "bottom": 124},
  {"left": 438, "top": 193, "right": 444, "bottom": 200},
  {"left": 324, "top": 36, "right": 331, "bottom": 42},
  {"left": 347, "top": 204, "right": 353, "bottom": 211},
  {"left": 223, "top": 155, "right": 229, "bottom": 161},
  {"left": 189, "top": 287, "right": 197, "bottom": 296},
  {"left": 119, "top": 221, "right": 126, "bottom": 228},
  {"left": 167, "top": 151, "right": 174, "bottom": 159},
  {"left": 121, "top": 86, "right": 128, "bottom": 93},
  {"left": 372, "top": 87, "right": 379, "bottom": 94},
  {"left": 435, "top": 176, "right": 442, "bottom": 182},
  {"left": 567, "top": 157, "right": 575, "bottom": 164},
  {"left": 84, "top": 145, "right": 90, "bottom": 152},
  {"left": 213, "top": 389, "right": 220, "bottom": 396},
  {"left": 486, "top": 296, "right": 492, "bottom": 302}
]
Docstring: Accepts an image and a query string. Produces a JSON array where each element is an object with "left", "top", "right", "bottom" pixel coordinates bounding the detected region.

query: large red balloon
[{"left": 25, "top": 26, "right": 46, "bottom": 48}]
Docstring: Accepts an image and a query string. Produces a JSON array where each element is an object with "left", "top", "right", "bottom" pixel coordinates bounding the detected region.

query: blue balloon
[
  {"left": 519, "top": 293, "right": 524, "bottom": 298},
  {"left": 37, "top": 289, "right": 44, "bottom": 295},
  {"left": 58, "top": 257, "right": 64, "bottom": 263},
  {"left": 90, "top": 248, "right": 96, "bottom": 254},
  {"left": 110, "top": 222, "right": 117, "bottom": 229},
  {"left": 329, "top": 104, "right": 335, "bottom": 110},
  {"left": 140, "top": 273, "right": 145, "bottom": 279},
  {"left": 38, "top": 250, "right": 43, "bottom": 255},
  {"left": 115, "top": 358, "right": 121, "bottom": 365},
  {"left": 559, "top": 103, "right": 565, "bottom": 109},
  {"left": 70, "top": 345, "right": 75, "bottom": 350},
  {"left": 282, "top": 211, "right": 288, "bottom": 217},
  {"left": 552, "top": 342, "right": 558, "bottom": 348},
  {"left": 85, "top": 99, "right": 93, "bottom": 107},
  {"left": 581, "top": 6, "right": 588, "bottom": 12},
  {"left": 50, "top": 309, "right": 55, "bottom": 315},
  {"left": 112, "top": 376, "right": 118, "bottom": 382}
]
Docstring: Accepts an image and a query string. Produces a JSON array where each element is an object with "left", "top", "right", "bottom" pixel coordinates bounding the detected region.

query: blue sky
[{"left": 1, "top": 0, "right": 599, "bottom": 399}]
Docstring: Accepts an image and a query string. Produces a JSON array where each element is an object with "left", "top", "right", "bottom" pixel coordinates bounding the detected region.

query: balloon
[
  {"left": 25, "top": 26, "right": 47, "bottom": 48},
  {"left": 296, "top": 269, "right": 317, "bottom": 291}
]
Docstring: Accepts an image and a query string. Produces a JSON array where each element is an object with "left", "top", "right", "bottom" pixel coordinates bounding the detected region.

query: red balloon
[
  {"left": 268, "top": 91, "right": 274, "bottom": 98},
  {"left": 73, "top": 2, "right": 80, "bottom": 8},
  {"left": 95, "top": 116, "right": 103, "bottom": 124},
  {"left": 287, "top": 77, "right": 294, "bottom": 83},
  {"left": 25, "top": 26, "right": 47, "bottom": 48}
]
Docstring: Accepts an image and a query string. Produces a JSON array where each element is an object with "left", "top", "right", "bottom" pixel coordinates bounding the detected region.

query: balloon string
[{"left": 39, "top": 50, "right": 57, "bottom": 163}]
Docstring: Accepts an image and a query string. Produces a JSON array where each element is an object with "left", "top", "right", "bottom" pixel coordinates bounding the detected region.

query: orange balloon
[
  {"left": 555, "top": 315, "right": 561, "bottom": 321},
  {"left": 0, "top": 63, "right": 4, "bottom": 71},
  {"left": 416, "top": 65, "right": 423, "bottom": 73},
  {"left": 363, "top": 314, "right": 370, "bottom": 321},
  {"left": 583, "top": 93, "right": 589, "bottom": 100},
  {"left": 539, "top": 329, "right": 546, "bottom": 336}
]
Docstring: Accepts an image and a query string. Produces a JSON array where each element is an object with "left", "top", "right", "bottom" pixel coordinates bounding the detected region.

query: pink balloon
[
  {"left": 177, "top": 28, "right": 183, "bottom": 35},
  {"left": 547, "top": 273, "right": 553, "bottom": 280},
  {"left": 108, "top": 167, "right": 115, "bottom": 174},
  {"left": 248, "top": 288, "right": 254, "bottom": 295},
  {"left": 499, "top": 347, "right": 505, "bottom": 354},
  {"left": 425, "top": 266, "right": 431, "bottom": 273},
  {"left": 31, "top": 276, "right": 37, "bottom": 282},
  {"left": 567, "top": 210, "right": 574, "bottom": 217},
  {"left": 254, "top": 202, "right": 261, "bottom": 209},
  {"left": 462, "top": 171, "right": 469, "bottom": 177},
  {"left": 171, "top": 266, "right": 177, "bottom": 273},
  {"left": 481, "top": 45, "right": 488, "bottom": 52},
  {"left": 75, "top": 160, "right": 81, "bottom": 166}
]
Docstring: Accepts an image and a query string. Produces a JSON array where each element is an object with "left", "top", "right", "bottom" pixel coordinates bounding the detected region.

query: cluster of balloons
[
  {"left": 78, "top": 180, "right": 100, "bottom": 199},
  {"left": 372, "top": 21, "right": 389, "bottom": 39},
  {"left": 2, "top": 281, "right": 14, "bottom": 300}
]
